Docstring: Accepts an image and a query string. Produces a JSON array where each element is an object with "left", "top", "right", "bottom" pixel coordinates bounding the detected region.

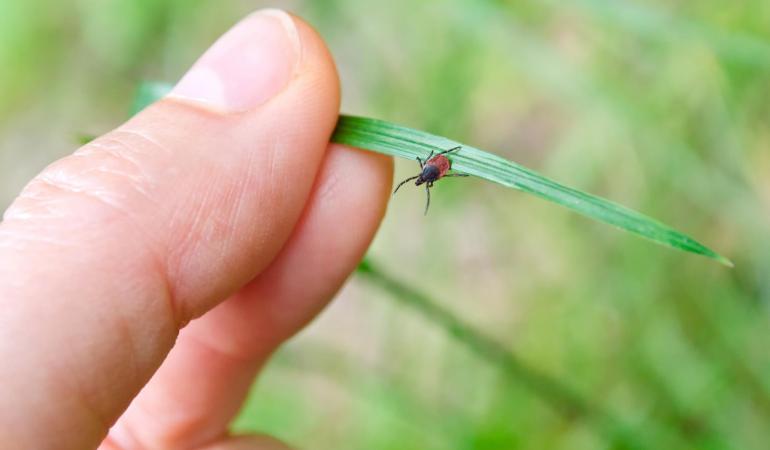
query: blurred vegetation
[{"left": 2, "top": 0, "right": 770, "bottom": 449}]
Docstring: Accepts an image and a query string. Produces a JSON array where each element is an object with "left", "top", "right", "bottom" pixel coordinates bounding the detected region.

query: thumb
[{"left": 0, "top": 10, "right": 339, "bottom": 449}]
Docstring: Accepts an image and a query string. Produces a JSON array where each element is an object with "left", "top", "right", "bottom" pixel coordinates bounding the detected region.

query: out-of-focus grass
[{"left": 3, "top": 0, "right": 770, "bottom": 449}]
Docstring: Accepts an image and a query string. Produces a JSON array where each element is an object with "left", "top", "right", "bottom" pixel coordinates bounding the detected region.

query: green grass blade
[
  {"left": 334, "top": 116, "right": 731, "bottom": 266},
  {"left": 131, "top": 82, "right": 730, "bottom": 266},
  {"left": 129, "top": 82, "right": 177, "bottom": 117},
  {"left": 357, "top": 258, "right": 649, "bottom": 450}
]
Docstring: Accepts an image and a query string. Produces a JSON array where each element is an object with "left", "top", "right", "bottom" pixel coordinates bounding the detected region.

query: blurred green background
[{"left": 2, "top": 0, "right": 770, "bottom": 449}]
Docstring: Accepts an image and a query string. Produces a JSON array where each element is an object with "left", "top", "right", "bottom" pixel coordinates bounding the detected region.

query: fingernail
[{"left": 170, "top": 9, "right": 300, "bottom": 111}]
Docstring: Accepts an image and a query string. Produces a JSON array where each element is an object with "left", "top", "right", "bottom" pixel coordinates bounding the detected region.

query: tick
[{"left": 393, "top": 146, "right": 469, "bottom": 214}]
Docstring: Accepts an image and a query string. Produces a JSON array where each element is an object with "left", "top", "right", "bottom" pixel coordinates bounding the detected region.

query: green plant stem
[{"left": 357, "top": 258, "right": 649, "bottom": 450}]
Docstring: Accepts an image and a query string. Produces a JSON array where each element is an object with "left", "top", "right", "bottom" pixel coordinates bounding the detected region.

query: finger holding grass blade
[{"left": 133, "top": 82, "right": 731, "bottom": 266}]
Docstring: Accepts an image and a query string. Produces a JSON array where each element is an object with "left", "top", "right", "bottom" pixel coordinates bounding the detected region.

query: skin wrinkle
[
  {"left": 215, "top": 169, "right": 251, "bottom": 260},
  {"left": 1, "top": 206, "right": 66, "bottom": 222},
  {"left": 75, "top": 137, "right": 149, "bottom": 174},
  {"left": 163, "top": 168, "right": 230, "bottom": 320},
  {"left": 315, "top": 164, "right": 341, "bottom": 206},
  {"left": 8, "top": 132, "right": 167, "bottom": 248},
  {"left": 3, "top": 186, "right": 71, "bottom": 222},
  {"left": 221, "top": 170, "right": 249, "bottom": 257},
  {"left": 265, "top": 133, "right": 280, "bottom": 207},
  {"left": 0, "top": 226, "right": 84, "bottom": 249},
  {"left": 223, "top": 134, "right": 264, "bottom": 255},
  {"left": 35, "top": 172, "right": 126, "bottom": 208},
  {"left": 162, "top": 173, "right": 207, "bottom": 287},
  {"left": 74, "top": 140, "right": 156, "bottom": 199},
  {"left": 41, "top": 129, "right": 173, "bottom": 211},
  {"left": 226, "top": 132, "right": 281, "bottom": 272},
  {"left": 155, "top": 252, "right": 185, "bottom": 331},
  {"left": 261, "top": 123, "right": 322, "bottom": 229},
  {"left": 109, "top": 128, "right": 175, "bottom": 159},
  {"left": 2, "top": 159, "right": 89, "bottom": 222}
]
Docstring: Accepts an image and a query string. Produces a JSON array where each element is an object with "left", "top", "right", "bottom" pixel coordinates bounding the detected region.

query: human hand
[{"left": 0, "top": 9, "right": 391, "bottom": 450}]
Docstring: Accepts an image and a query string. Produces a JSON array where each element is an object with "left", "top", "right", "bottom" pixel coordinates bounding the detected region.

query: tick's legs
[
  {"left": 438, "top": 145, "right": 462, "bottom": 156},
  {"left": 393, "top": 175, "right": 419, "bottom": 195},
  {"left": 444, "top": 173, "right": 469, "bottom": 177},
  {"left": 424, "top": 185, "right": 431, "bottom": 215},
  {"left": 416, "top": 157, "right": 424, "bottom": 169}
]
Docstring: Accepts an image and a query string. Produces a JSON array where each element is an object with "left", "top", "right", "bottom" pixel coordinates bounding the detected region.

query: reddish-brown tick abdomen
[{"left": 427, "top": 154, "right": 451, "bottom": 178}]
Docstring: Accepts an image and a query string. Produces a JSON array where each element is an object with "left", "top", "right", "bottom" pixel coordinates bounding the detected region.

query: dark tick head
[{"left": 415, "top": 164, "right": 440, "bottom": 185}]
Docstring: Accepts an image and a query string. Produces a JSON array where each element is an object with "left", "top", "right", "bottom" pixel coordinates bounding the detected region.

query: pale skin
[{"left": 0, "top": 10, "right": 392, "bottom": 450}]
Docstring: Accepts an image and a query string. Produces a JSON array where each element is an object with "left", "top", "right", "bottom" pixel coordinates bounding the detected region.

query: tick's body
[
  {"left": 418, "top": 154, "right": 451, "bottom": 184},
  {"left": 393, "top": 146, "right": 468, "bottom": 214}
]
